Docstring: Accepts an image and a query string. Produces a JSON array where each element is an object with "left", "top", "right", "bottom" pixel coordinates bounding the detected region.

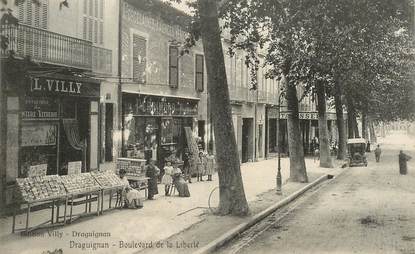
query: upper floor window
[
  {"left": 82, "top": 0, "right": 104, "bottom": 45},
  {"left": 18, "top": 0, "right": 48, "bottom": 29},
  {"left": 169, "top": 46, "right": 179, "bottom": 88},
  {"left": 132, "top": 34, "right": 147, "bottom": 84},
  {"left": 195, "top": 54, "right": 204, "bottom": 92}
]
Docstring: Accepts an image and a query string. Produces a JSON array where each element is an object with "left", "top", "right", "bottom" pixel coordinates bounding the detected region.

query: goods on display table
[
  {"left": 60, "top": 173, "right": 100, "bottom": 195},
  {"left": 117, "top": 158, "right": 146, "bottom": 177},
  {"left": 91, "top": 171, "right": 125, "bottom": 189},
  {"left": 15, "top": 175, "right": 66, "bottom": 202}
]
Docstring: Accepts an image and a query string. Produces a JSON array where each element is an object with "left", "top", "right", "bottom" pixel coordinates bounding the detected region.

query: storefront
[
  {"left": 122, "top": 93, "right": 198, "bottom": 168},
  {"left": 4, "top": 73, "right": 101, "bottom": 182}
]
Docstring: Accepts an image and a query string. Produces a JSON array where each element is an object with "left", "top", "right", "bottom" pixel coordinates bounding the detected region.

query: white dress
[
  {"left": 120, "top": 176, "right": 144, "bottom": 202},
  {"left": 161, "top": 166, "right": 173, "bottom": 185}
]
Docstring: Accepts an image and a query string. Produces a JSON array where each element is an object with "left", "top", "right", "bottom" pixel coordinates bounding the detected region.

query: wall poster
[{"left": 21, "top": 124, "right": 57, "bottom": 147}]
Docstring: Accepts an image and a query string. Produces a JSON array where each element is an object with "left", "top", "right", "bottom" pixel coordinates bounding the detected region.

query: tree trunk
[
  {"left": 347, "top": 98, "right": 359, "bottom": 138},
  {"left": 362, "top": 111, "right": 368, "bottom": 140},
  {"left": 286, "top": 79, "right": 308, "bottom": 182},
  {"left": 198, "top": 0, "right": 249, "bottom": 216},
  {"left": 334, "top": 82, "right": 347, "bottom": 160},
  {"left": 347, "top": 103, "right": 354, "bottom": 138},
  {"left": 368, "top": 116, "right": 377, "bottom": 143},
  {"left": 316, "top": 83, "right": 333, "bottom": 168},
  {"left": 353, "top": 116, "right": 360, "bottom": 138}
]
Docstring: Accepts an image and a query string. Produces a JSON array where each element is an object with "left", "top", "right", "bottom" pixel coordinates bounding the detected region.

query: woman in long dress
[
  {"left": 145, "top": 159, "right": 160, "bottom": 200},
  {"left": 205, "top": 152, "right": 216, "bottom": 181},
  {"left": 172, "top": 164, "right": 190, "bottom": 197},
  {"left": 119, "top": 169, "right": 144, "bottom": 208}
]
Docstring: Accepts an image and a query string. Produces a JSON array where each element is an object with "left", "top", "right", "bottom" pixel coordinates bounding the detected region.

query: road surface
[{"left": 218, "top": 132, "right": 415, "bottom": 254}]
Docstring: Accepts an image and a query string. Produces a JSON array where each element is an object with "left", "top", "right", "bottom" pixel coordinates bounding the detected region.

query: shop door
[
  {"left": 258, "top": 124, "right": 263, "bottom": 158},
  {"left": 242, "top": 118, "right": 252, "bottom": 163},
  {"left": 198, "top": 120, "right": 205, "bottom": 150},
  {"left": 105, "top": 103, "right": 113, "bottom": 161}
]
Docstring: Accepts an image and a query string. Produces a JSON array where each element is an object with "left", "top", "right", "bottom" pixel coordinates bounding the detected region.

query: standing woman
[
  {"left": 197, "top": 151, "right": 207, "bottom": 181},
  {"left": 145, "top": 159, "right": 160, "bottom": 200},
  {"left": 205, "top": 151, "right": 216, "bottom": 181}
]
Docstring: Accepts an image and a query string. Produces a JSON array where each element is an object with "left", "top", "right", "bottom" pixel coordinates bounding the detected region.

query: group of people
[
  {"left": 118, "top": 159, "right": 160, "bottom": 209},
  {"left": 161, "top": 161, "right": 190, "bottom": 197},
  {"left": 183, "top": 148, "right": 216, "bottom": 183}
]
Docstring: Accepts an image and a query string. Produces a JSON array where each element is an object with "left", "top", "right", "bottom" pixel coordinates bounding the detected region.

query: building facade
[{"left": 0, "top": 0, "right": 115, "bottom": 209}]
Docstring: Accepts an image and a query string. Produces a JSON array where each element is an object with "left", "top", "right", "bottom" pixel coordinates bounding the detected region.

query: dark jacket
[
  {"left": 146, "top": 164, "right": 159, "bottom": 196},
  {"left": 399, "top": 152, "right": 412, "bottom": 175}
]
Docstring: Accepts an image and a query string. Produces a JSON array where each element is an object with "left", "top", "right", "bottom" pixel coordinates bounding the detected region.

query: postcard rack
[{"left": 12, "top": 171, "right": 129, "bottom": 234}]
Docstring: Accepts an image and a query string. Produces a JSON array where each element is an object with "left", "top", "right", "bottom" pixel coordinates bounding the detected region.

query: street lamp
[{"left": 276, "top": 91, "right": 285, "bottom": 195}]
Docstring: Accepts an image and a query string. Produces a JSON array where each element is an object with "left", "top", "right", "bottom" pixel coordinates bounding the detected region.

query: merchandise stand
[
  {"left": 66, "top": 190, "right": 101, "bottom": 223},
  {"left": 100, "top": 186, "right": 125, "bottom": 213},
  {"left": 12, "top": 196, "right": 68, "bottom": 234},
  {"left": 117, "top": 158, "right": 148, "bottom": 198}
]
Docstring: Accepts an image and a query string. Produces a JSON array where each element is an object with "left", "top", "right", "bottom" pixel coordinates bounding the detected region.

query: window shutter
[
  {"left": 88, "top": 18, "right": 93, "bottom": 41},
  {"left": 99, "top": 21, "right": 103, "bottom": 45},
  {"left": 94, "top": 20, "right": 98, "bottom": 43},
  {"left": 169, "top": 46, "right": 179, "bottom": 88},
  {"left": 132, "top": 34, "right": 147, "bottom": 83},
  {"left": 83, "top": 17, "right": 88, "bottom": 40},
  {"left": 195, "top": 54, "right": 204, "bottom": 92}
]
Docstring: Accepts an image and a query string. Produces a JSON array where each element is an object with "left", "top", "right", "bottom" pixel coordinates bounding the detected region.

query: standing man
[
  {"left": 399, "top": 150, "right": 412, "bottom": 175},
  {"left": 374, "top": 144, "right": 382, "bottom": 162}
]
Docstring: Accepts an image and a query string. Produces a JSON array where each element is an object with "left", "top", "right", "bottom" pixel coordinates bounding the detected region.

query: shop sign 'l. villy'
[{"left": 30, "top": 77, "right": 82, "bottom": 95}]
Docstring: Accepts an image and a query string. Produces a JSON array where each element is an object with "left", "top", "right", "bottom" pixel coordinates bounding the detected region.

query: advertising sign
[{"left": 21, "top": 124, "right": 57, "bottom": 147}]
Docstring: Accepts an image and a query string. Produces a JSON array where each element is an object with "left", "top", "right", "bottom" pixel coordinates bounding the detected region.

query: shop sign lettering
[
  {"left": 22, "top": 97, "right": 59, "bottom": 120},
  {"left": 126, "top": 95, "right": 198, "bottom": 116},
  {"left": 278, "top": 112, "right": 337, "bottom": 120},
  {"left": 30, "top": 77, "right": 82, "bottom": 95}
]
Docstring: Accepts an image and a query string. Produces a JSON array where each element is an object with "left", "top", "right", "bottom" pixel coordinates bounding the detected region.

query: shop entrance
[
  {"left": 242, "top": 118, "right": 253, "bottom": 163},
  {"left": 258, "top": 124, "right": 263, "bottom": 158},
  {"left": 268, "top": 119, "right": 277, "bottom": 153},
  {"left": 198, "top": 120, "right": 205, "bottom": 150},
  {"left": 60, "top": 98, "right": 91, "bottom": 173},
  {"left": 105, "top": 103, "right": 114, "bottom": 162}
]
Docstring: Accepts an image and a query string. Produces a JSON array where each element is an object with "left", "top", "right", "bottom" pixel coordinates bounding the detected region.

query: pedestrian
[
  {"left": 183, "top": 148, "right": 192, "bottom": 183},
  {"left": 145, "top": 159, "right": 160, "bottom": 200},
  {"left": 161, "top": 161, "right": 173, "bottom": 196},
  {"left": 374, "top": 144, "right": 382, "bottom": 162},
  {"left": 197, "top": 151, "right": 207, "bottom": 181},
  {"left": 399, "top": 150, "right": 412, "bottom": 175},
  {"left": 205, "top": 151, "right": 216, "bottom": 181}
]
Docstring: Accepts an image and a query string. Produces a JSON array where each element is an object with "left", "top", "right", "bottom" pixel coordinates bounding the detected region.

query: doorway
[
  {"left": 105, "top": 103, "right": 114, "bottom": 162},
  {"left": 242, "top": 118, "right": 253, "bottom": 163}
]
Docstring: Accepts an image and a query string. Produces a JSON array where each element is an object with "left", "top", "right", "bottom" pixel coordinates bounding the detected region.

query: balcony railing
[
  {"left": 229, "top": 87, "right": 278, "bottom": 104},
  {"left": 1, "top": 24, "right": 111, "bottom": 74}
]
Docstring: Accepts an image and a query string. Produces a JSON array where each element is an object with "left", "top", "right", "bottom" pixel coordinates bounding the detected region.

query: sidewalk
[{"left": 0, "top": 156, "right": 344, "bottom": 254}]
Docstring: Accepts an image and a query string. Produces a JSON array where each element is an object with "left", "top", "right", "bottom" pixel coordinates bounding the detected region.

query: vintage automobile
[{"left": 347, "top": 138, "right": 368, "bottom": 167}]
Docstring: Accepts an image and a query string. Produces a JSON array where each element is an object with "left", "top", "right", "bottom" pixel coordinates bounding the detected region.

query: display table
[
  {"left": 91, "top": 171, "right": 126, "bottom": 213},
  {"left": 117, "top": 158, "right": 148, "bottom": 198},
  {"left": 60, "top": 173, "right": 101, "bottom": 223},
  {"left": 13, "top": 175, "right": 68, "bottom": 234}
]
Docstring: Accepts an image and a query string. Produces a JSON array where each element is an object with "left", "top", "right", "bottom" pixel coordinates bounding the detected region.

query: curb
[{"left": 193, "top": 174, "right": 331, "bottom": 254}]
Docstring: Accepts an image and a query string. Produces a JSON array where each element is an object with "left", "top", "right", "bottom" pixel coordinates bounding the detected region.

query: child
[{"left": 161, "top": 161, "right": 174, "bottom": 196}]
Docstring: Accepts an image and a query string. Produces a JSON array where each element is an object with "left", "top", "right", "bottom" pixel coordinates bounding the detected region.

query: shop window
[
  {"left": 169, "top": 46, "right": 179, "bottom": 88},
  {"left": 132, "top": 34, "right": 147, "bottom": 84},
  {"left": 195, "top": 54, "right": 204, "bottom": 92}
]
